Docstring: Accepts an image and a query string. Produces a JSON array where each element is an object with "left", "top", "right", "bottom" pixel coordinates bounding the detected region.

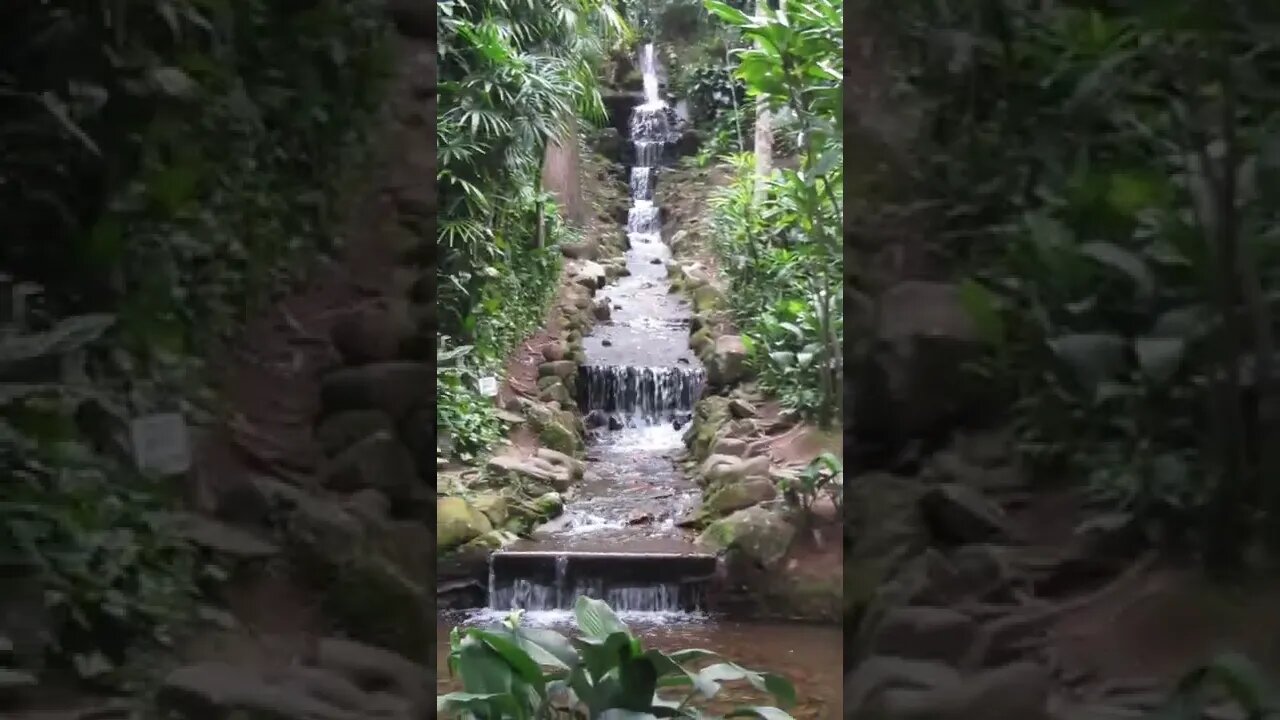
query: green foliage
[
  {"left": 1147, "top": 653, "right": 1280, "bottom": 719},
  {"left": 701, "top": 0, "right": 843, "bottom": 427},
  {"left": 0, "top": 0, "right": 393, "bottom": 683},
  {"left": 436, "top": 0, "right": 627, "bottom": 462},
  {"left": 872, "top": 1, "right": 1280, "bottom": 559},
  {"left": 437, "top": 340, "right": 503, "bottom": 462},
  {"left": 778, "top": 453, "right": 842, "bottom": 519},
  {"left": 438, "top": 597, "right": 797, "bottom": 719}
]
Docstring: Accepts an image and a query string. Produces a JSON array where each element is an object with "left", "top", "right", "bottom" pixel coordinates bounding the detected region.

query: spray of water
[{"left": 640, "top": 43, "right": 662, "bottom": 107}]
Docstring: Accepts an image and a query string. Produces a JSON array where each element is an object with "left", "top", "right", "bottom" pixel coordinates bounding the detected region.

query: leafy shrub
[
  {"left": 438, "top": 597, "right": 797, "bottom": 719},
  {"left": 1147, "top": 653, "right": 1280, "bottom": 719},
  {"left": 778, "top": 452, "right": 841, "bottom": 519}
]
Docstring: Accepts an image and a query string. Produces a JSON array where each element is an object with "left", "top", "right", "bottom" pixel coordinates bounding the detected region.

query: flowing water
[{"left": 438, "top": 44, "right": 840, "bottom": 717}]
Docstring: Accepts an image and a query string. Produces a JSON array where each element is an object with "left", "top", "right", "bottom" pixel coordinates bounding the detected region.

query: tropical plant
[
  {"left": 438, "top": 597, "right": 797, "bottom": 719},
  {"left": 1145, "top": 652, "right": 1280, "bottom": 719},
  {"left": 701, "top": 0, "right": 843, "bottom": 428}
]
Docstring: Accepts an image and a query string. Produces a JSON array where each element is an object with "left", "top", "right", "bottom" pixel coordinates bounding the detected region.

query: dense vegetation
[
  {"left": 436, "top": 0, "right": 629, "bottom": 460},
  {"left": 858, "top": 0, "right": 1280, "bottom": 571},
  {"left": 0, "top": 0, "right": 391, "bottom": 684},
  {"left": 668, "top": 0, "right": 843, "bottom": 427},
  {"left": 438, "top": 597, "right": 796, "bottom": 719}
]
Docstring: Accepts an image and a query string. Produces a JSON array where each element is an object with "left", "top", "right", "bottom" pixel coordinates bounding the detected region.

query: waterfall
[
  {"left": 577, "top": 365, "right": 704, "bottom": 424},
  {"left": 640, "top": 43, "right": 661, "bottom": 107}
]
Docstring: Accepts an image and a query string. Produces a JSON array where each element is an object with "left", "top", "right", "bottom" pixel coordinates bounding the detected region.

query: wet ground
[{"left": 436, "top": 617, "right": 842, "bottom": 719}]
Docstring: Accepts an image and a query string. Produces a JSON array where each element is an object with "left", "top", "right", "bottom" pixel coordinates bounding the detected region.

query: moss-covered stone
[
  {"left": 692, "top": 284, "right": 725, "bottom": 313},
  {"left": 697, "top": 506, "right": 795, "bottom": 568},
  {"left": 686, "top": 396, "right": 733, "bottom": 460},
  {"left": 539, "top": 419, "right": 581, "bottom": 456},
  {"left": 470, "top": 493, "right": 508, "bottom": 527},
  {"left": 689, "top": 327, "right": 713, "bottom": 355},
  {"left": 436, "top": 496, "right": 492, "bottom": 551},
  {"left": 704, "top": 477, "right": 777, "bottom": 517},
  {"left": 316, "top": 552, "right": 432, "bottom": 662}
]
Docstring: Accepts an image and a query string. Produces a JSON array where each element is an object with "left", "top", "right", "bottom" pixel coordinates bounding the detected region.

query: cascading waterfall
[
  {"left": 479, "top": 42, "right": 710, "bottom": 619},
  {"left": 577, "top": 365, "right": 704, "bottom": 425}
]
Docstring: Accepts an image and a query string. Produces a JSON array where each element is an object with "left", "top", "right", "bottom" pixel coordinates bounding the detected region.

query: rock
[
  {"left": 329, "top": 301, "right": 413, "bottom": 366},
  {"left": 344, "top": 489, "right": 390, "bottom": 528},
  {"left": 539, "top": 418, "right": 582, "bottom": 456},
  {"left": 156, "top": 663, "right": 364, "bottom": 720},
  {"left": 584, "top": 410, "right": 608, "bottom": 429},
  {"left": 697, "top": 506, "right": 794, "bottom": 568},
  {"left": 537, "top": 375, "right": 564, "bottom": 391},
  {"left": 854, "top": 281, "right": 984, "bottom": 442},
  {"left": 893, "top": 662, "right": 1051, "bottom": 720},
  {"left": 608, "top": 415, "right": 625, "bottom": 431},
  {"left": 495, "top": 409, "right": 525, "bottom": 424},
  {"left": 321, "top": 363, "right": 431, "bottom": 422},
  {"left": 320, "top": 432, "right": 422, "bottom": 509},
  {"left": 539, "top": 382, "right": 572, "bottom": 406},
  {"left": 542, "top": 343, "right": 568, "bottom": 361},
  {"left": 686, "top": 396, "right": 733, "bottom": 459},
  {"left": 928, "top": 449, "right": 1026, "bottom": 496},
  {"left": 437, "top": 497, "right": 493, "bottom": 551},
  {"left": 711, "top": 437, "right": 748, "bottom": 456},
  {"left": 704, "top": 477, "right": 777, "bottom": 516},
  {"left": 728, "top": 398, "right": 758, "bottom": 419},
  {"left": 314, "top": 637, "right": 430, "bottom": 705},
  {"left": 692, "top": 284, "right": 725, "bottom": 313},
  {"left": 571, "top": 260, "right": 607, "bottom": 289},
  {"left": 844, "top": 656, "right": 961, "bottom": 716},
  {"left": 470, "top": 494, "right": 509, "bottom": 527},
  {"left": 560, "top": 238, "right": 600, "bottom": 260},
  {"left": 703, "top": 335, "right": 749, "bottom": 386},
  {"left": 486, "top": 455, "right": 573, "bottom": 492},
  {"left": 964, "top": 608, "right": 1056, "bottom": 669},
  {"left": 689, "top": 328, "right": 713, "bottom": 355},
  {"left": 920, "top": 483, "right": 1009, "bottom": 544},
  {"left": 463, "top": 529, "right": 519, "bottom": 551},
  {"left": 172, "top": 512, "right": 280, "bottom": 559},
  {"left": 593, "top": 301, "right": 611, "bottom": 321},
  {"left": 846, "top": 474, "right": 929, "bottom": 630},
  {"left": 316, "top": 410, "right": 396, "bottom": 458},
  {"left": 868, "top": 606, "right": 978, "bottom": 666},
  {"left": 538, "top": 360, "right": 578, "bottom": 379},
  {"left": 535, "top": 447, "right": 586, "bottom": 479},
  {"left": 702, "top": 454, "right": 770, "bottom": 487}
]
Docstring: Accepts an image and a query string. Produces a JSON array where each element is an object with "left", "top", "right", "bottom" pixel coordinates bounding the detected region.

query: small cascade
[
  {"left": 630, "top": 167, "right": 655, "bottom": 200},
  {"left": 577, "top": 365, "right": 704, "bottom": 424},
  {"left": 627, "top": 201, "right": 661, "bottom": 235},
  {"left": 486, "top": 551, "right": 714, "bottom": 612}
]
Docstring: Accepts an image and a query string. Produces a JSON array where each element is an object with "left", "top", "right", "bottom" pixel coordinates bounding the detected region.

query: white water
[{"left": 640, "top": 42, "right": 662, "bottom": 108}]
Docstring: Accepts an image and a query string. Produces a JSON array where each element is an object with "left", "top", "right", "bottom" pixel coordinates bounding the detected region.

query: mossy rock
[
  {"left": 462, "top": 529, "right": 519, "bottom": 552},
  {"left": 317, "top": 552, "right": 433, "bottom": 662},
  {"left": 686, "top": 396, "right": 733, "bottom": 460},
  {"left": 704, "top": 477, "right": 777, "bottom": 517},
  {"left": 470, "top": 493, "right": 508, "bottom": 527},
  {"left": 437, "top": 496, "right": 492, "bottom": 551},
  {"left": 693, "top": 284, "right": 725, "bottom": 313},
  {"left": 689, "top": 327, "right": 714, "bottom": 355},
  {"left": 697, "top": 506, "right": 795, "bottom": 569},
  {"left": 539, "top": 419, "right": 582, "bottom": 456}
]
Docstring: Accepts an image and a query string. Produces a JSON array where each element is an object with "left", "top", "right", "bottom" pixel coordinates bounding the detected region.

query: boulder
[
  {"left": 686, "top": 396, "right": 733, "bottom": 459},
  {"left": 320, "top": 432, "right": 423, "bottom": 510},
  {"left": 542, "top": 343, "right": 568, "bottom": 362},
  {"left": 867, "top": 606, "right": 978, "bottom": 666},
  {"left": 560, "top": 237, "right": 600, "bottom": 260},
  {"left": 689, "top": 327, "right": 714, "bottom": 355},
  {"left": 692, "top": 284, "right": 725, "bottom": 314},
  {"left": 703, "top": 335, "right": 750, "bottom": 387},
  {"left": 703, "top": 455, "right": 771, "bottom": 488},
  {"left": 437, "top": 497, "right": 493, "bottom": 551},
  {"left": 853, "top": 281, "right": 984, "bottom": 442},
  {"left": 593, "top": 300, "right": 611, "bottom": 321},
  {"left": 539, "top": 382, "right": 572, "bottom": 406},
  {"left": 538, "top": 418, "right": 582, "bottom": 456},
  {"left": 156, "top": 663, "right": 372, "bottom": 720},
  {"left": 314, "top": 637, "right": 431, "bottom": 706},
  {"left": 535, "top": 448, "right": 586, "bottom": 480},
  {"left": 728, "top": 398, "right": 758, "bottom": 419},
  {"left": 172, "top": 513, "right": 280, "bottom": 560},
  {"left": 846, "top": 474, "right": 929, "bottom": 629},
  {"left": 704, "top": 477, "right": 777, "bottom": 516},
  {"left": 321, "top": 363, "right": 431, "bottom": 422},
  {"left": 329, "top": 300, "right": 413, "bottom": 366},
  {"left": 538, "top": 360, "right": 578, "bottom": 379},
  {"left": 486, "top": 455, "right": 573, "bottom": 492},
  {"left": 874, "top": 662, "right": 1050, "bottom": 720},
  {"left": 920, "top": 483, "right": 1009, "bottom": 544},
  {"left": 697, "top": 506, "right": 794, "bottom": 568},
  {"left": 844, "top": 656, "right": 961, "bottom": 716},
  {"left": 316, "top": 410, "right": 395, "bottom": 458},
  {"left": 571, "top": 260, "right": 607, "bottom": 289},
  {"left": 711, "top": 437, "right": 748, "bottom": 457},
  {"left": 470, "top": 493, "right": 509, "bottom": 527}
]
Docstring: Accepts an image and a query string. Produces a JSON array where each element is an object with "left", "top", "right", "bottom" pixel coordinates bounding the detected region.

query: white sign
[
  {"left": 130, "top": 413, "right": 191, "bottom": 476},
  {"left": 477, "top": 376, "right": 499, "bottom": 397}
]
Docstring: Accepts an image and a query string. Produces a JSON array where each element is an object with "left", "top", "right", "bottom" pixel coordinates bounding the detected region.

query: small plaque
[
  {"left": 477, "top": 376, "right": 499, "bottom": 397},
  {"left": 130, "top": 413, "right": 191, "bottom": 476}
]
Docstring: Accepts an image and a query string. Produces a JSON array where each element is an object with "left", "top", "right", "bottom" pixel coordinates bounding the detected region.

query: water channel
[{"left": 438, "top": 44, "right": 840, "bottom": 718}]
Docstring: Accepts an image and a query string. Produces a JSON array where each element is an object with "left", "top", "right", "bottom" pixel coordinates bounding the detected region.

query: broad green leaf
[
  {"left": 1134, "top": 337, "right": 1185, "bottom": 385},
  {"left": 1080, "top": 242, "right": 1154, "bottom": 299},
  {"left": 575, "top": 596, "right": 630, "bottom": 639},
  {"left": 466, "top": 629, "right": 547, "bottom": 693},
  {"left": 1046, "top": 333, "right": 1128, "bottom": 395},
  {"left": 958, "top": 278, "right": 1005, "bottom": 347}
]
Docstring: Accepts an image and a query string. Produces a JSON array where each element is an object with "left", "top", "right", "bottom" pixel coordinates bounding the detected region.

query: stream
[{"left": 438, "top": 44, "right": 840, "bottom": 718}]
